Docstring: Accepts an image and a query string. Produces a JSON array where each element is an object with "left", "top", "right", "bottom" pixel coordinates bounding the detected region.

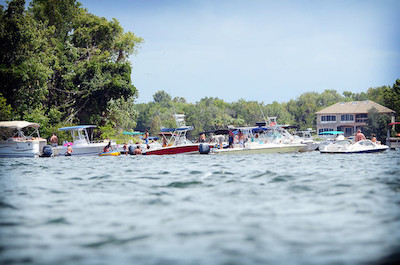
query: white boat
[
  {"left": 213, "top": 141, "right": 305, "bottom": 155},
  {"left": 211, "top": 124, "right": 306, "bottom": 155},
  {"left": 292, "top": 130, "right": 320, "bottom": 152},
  {"left": 0, "top": 121, "right": 48, "bottom": 158},
  {"left": 320, "top": 139, "right": 389, "bottom": 154},
  {"left": 54, "top": 125, "right": 116, "bottom": 156}
]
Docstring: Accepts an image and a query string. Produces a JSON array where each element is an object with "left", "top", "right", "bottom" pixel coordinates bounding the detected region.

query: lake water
[{"left": 1, "top": 151, "right": 400, "bottom": 265}]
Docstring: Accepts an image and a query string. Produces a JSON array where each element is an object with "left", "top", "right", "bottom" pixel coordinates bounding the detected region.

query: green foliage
[
  {"left": 0, "top": 93, "right": 13, "bottom": 120},
  {"left": 0, "top": 0, "right": 142, "bottom": 130},
  {"left": 363, "top": 107, "right": 391, "bottom": 142}
]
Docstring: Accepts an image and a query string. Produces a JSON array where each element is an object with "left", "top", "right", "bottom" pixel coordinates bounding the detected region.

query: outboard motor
[
  {"left": 199, "top": 143, "right": 210, "bottom": 154},
  {"left": 41, "top": 145, "right": 53, "bottom": 157},
  {"left": 128, "top": 145, "right": 135, "bottom": 155}
]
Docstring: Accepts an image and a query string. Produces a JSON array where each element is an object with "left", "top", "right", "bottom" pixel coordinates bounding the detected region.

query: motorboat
[
  {"left": 317, "top": 131, "right": 345, "bottom": 150},
  {"left": 320, "top": 139, "right": 389, "bottom": 154},
  {"left": 54, "top": 125, "right": 116, "bottom": 156},
  {"left": 0, "top": 121, "right": 48, "bottom": 158},
  {"left": 144, "top": 114, "right": 210, "bottom": 155},
  {"left": 211, "top": 123, "right": 306, "bottom": 155},
  {"left": 292, "top": 129, "right": 320, "bottom": 152}
]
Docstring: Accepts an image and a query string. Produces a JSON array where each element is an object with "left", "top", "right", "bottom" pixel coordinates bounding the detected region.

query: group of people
[{"left": 355, "top": 130, "right": 379, "bottom": 144}]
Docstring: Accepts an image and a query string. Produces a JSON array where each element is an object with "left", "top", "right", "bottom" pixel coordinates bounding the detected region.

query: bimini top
[
  {"left": 123, "top": 131, "right": 143, "bottom": 135},
  {"left": 160, "top": 126, "right": 194, "bottom": 132},
  {"left": 0, "top": 121, "right": 40, "bottom": 130},
  {"left": 59, "top": 125, "right": 97, "bottom": 131},
  {"left": 319, "top": 131, "right": 344, "bottom": 135}
]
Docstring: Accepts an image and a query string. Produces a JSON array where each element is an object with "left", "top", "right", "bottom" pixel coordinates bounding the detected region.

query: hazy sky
[{"left": 4, "top": 0, "right": 400, "bottom": 104}]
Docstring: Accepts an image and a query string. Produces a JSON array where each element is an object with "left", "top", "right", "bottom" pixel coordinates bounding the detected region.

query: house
[{"left": 315, "top": 100, "right": 396, "bottom": 137}]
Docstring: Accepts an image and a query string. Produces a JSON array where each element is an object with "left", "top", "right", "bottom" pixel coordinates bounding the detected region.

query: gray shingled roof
[{"left": 315, "top": 100, "right": 395, "bottom": 114}]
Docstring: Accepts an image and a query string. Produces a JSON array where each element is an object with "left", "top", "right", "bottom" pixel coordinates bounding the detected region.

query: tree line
[{"left": 1, "top": 0, "right": 399, "bottom": 142}]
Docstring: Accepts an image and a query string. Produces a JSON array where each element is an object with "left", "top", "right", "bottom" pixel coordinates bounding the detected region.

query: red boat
[{"left": 144, "top": 114, "right": 211, "bottom": 155}]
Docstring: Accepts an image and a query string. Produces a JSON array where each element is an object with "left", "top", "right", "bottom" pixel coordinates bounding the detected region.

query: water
[{"left": 1, "top": 151, "right": 400, "bottom": 265}]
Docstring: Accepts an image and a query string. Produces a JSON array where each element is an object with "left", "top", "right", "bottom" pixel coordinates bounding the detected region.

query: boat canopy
[
  {"left": 0, "top": 121, "right": 40, "bottom": 130},
  {"left": 319, "top": 131, "right": 344, "bottom": 135},
  {"left": 388, "top": 122, "right": 400, "bottom": 126},
  {"left": 160, "top": 126, "right": 194, "bottom": 132},
  {"left": 123, "top": 131, "right": 143, "bottom": 135},
  {"left": 59, "top": 125, "right": 97, "bottom": 131}
]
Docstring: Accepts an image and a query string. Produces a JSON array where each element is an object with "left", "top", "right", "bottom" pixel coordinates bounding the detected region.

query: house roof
[{"left": 315, "top": 100, "right": 395, "bottom": 115}]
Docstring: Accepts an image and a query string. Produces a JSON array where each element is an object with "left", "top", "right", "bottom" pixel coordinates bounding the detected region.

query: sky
[{"left": 3, "top": 0, "right": 400, "bottom": 104}]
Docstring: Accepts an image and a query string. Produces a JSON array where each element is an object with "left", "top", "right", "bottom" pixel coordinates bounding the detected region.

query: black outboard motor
[
  {"left": 199, "top": 143, "right": 210, "bottom": 154},
  {"left": 128, "top": 145, "right": 135, "bottom": 155},
  {"left": 41, "top": 145, "right": 53, "bottom": 157}
]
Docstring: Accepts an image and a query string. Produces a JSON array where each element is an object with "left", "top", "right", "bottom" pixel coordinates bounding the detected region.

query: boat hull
[
  {"left": 54, "top": 144, "right": 110, "bottom": 156},
  {"left": 320, "top": 147, "right": 389, "bottom": 154},
  {"left": 145, "top": 144, "right": 200, "bottom": 155},
  {"left": 0, "top": 140, "right": 47, "bottom": 158},
  {"left": 213, "top": 143, "right": 305, "bottom": 155}
]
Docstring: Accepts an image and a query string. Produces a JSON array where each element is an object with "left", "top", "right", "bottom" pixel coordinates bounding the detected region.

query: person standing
[
  {"left": 355, "top": 130, "right": 366, "bottom": 142},
  {"left": 50, "top": 133, "right": 58, "bottom": 147},
  {"left": 228, "top": 130, "right": 234, "bottom": 148},
  {"left": 143, "top": 130, "right": 149, "bottom": 145}
]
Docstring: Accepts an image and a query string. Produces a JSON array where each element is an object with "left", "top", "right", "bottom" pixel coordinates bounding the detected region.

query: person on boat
[
  {"left": 122, "top": 143, "right": 128, "bottom": 155},
  {"left": 134, "top": 145, "right": 142, "bottom": 155},
  {"left": 196, "top": 133, "right": 206, "bottom": 143},
  {"left": 162, "top": 136, "right": 168, "bottom": 147},
  {"left": 228, "top": 130, "right": 234, "bottom": 148},
  {"left": 65, "top": 143, "right": 73, "bottom": 156},
  {"left": 355, "top": 130, "right": 366, "bottom": 142},
  {"left": 143, "top": 130, "right": 149, "bottom": 145},
  {"left": 371, "top": 134, "right": 377, "bottom": 143},
  {"left": 103, "top": 142, "right": 112, "bottom": 153},
  {"left": 50, "top": 133, "right": 58, "bottom": 147},
  {"left": 238, "top": 130, "right": 245, "bottom": 147}
]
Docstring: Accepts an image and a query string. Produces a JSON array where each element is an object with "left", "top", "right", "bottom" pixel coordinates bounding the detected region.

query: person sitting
[
  {"left": 134, "top": 145, "right": 142, "bottom": 155},
  {"left": 103, "top": 142, "right": 112, "bottom": 153},
  {"left": 355, "top": 130, "right": 366, "bottom": 142},
  {"left": 371, "top": 134, "right": 377, "bottom": 143},
  {"left": 198, "top": 133, "right": 206, "bottom": 143}
]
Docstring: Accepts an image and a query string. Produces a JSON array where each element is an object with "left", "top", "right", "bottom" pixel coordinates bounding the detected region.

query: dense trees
[
  {"left": 0, "top": 0, "right": 142, "bottom": 137},
  {"left": 0, "top": 1, "right": 398, "bottom": 142}
]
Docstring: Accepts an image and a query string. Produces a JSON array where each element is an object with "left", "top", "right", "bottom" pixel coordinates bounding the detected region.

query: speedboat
[
  {"left": 144, "top": 114, "right": 210, "bottom": 155},
  {"left": 317, "top": 131, "right": 345, "bottom": 151},
  {"left": 320, "top": 139, "right": 389, "bottom": 154},
  {"left": 211, "top": 123, "right": 306, "bottom": 155},
  {"left": 54, "top": 125, "right": 116, "bottom": 156},
  {"left": 0, "top": 121, "right": 48, "bottom": 158}
]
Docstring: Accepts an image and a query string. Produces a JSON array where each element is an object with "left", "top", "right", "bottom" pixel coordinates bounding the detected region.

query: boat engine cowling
[
  {"left": 42, "top": 145, "right": 53, "bottom": 157},
  {"left": 128, "top": 145, "right": 135, "bottom": 155},
  {"left": 199, "top": 144, "right": 210, "bottom": 154}
]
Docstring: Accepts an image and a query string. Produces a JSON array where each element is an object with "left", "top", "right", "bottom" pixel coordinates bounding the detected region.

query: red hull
[{"left": 145, "top": 144, "right": 200, "bottom": 155}]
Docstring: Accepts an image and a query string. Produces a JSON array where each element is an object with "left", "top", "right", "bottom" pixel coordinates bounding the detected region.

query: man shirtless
[{"left": 355, "top": 130, "right": 366, "bottom": 142}]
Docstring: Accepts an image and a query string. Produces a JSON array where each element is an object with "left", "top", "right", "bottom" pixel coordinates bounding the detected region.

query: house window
[
  {"left": 341, "top": 114, "right": 354, "bottom": 122},
  {"left": 319, "top": 128, "right": 334, "bottom": 134},
  {"left": 356, "top": 114, "right": 368, "bottom": 123},
  {"left": 321, "top": 115, "right": 336, "bottom": 122}
]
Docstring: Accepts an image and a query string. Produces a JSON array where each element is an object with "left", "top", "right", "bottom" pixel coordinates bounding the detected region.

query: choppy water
[{"left": 1, "top": 151, "right": 400, "bottom": 265}]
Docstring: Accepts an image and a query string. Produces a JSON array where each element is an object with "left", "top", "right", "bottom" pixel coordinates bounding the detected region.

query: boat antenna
[{"left": 257, "top": 102, "right": 267, "bottom": 123}]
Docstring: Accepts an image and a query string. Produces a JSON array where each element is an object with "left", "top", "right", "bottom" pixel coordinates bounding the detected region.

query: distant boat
[
  {"left": 211, "top": 124, "right": 305, "bottom": 155},
  {"left": 320, "top": 139, "right": 389, "bottom": 153},
  {"left": 54, "top": 125, "right": 116, "bottom": 156},
  {"left": 0, "top": 121, "right": 48, "bottom": 158},
  {"left": 144, "top": 114, "right": 210, "bottom": 155}
]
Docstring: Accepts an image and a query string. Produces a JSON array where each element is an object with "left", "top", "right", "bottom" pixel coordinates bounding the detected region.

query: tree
[{"left": 363, "top": 107, "right": 391, "bottom": 142}]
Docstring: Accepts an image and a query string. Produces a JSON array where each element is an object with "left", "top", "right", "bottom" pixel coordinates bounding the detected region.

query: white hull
[
  {"left": 54, "top": 143, "right": 110, "bottom": 156},
  {"left": 320, "top": 140, "right": 389, "bottom": 154},
  {"left": 213, "top": 143, "right": 305, "bottom": 155},
  {"left": 0, "top": 139, "right": 47, "bottom": 158}
]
